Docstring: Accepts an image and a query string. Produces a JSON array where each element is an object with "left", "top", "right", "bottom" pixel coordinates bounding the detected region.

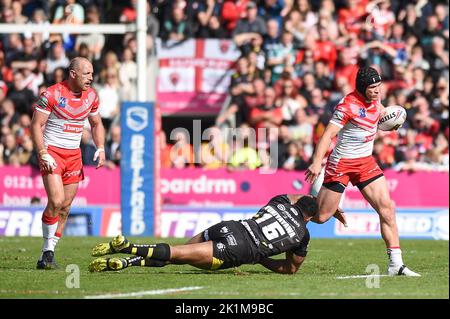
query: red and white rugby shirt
[
  {"left": 33, "top": 81, "right": 99, "bottom": 149},
  {"left": 329, "top": 91, "right": 381, "bottom": 160}
]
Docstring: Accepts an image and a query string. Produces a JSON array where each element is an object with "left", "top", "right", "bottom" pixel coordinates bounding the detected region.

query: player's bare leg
[
  {"left": 360, "top": 176, "right": 420, "bottom": 276},
  {"left": 89, "top": 236, "right": 214, "bottom": 272},
  {"left": 37, "top": 174, "right": 65, "bottom": 269},
  {"left": 185, "top": 232, "right": 205, "bottom": 244},
  {"left": 310, "top": 187, "right": 343, "bottom": 224},
  {"left": 55, "top": 183, "right": 79, "bottom": 236},
  {"left": 310, "top": 167, "right": 347, "bottom": 226}
]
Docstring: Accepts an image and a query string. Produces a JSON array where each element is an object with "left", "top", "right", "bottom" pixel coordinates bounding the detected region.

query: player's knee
[
  {"left": 47, "top": 197, "right": 65, "bottom": 212},
  {"left": 315, "top": 212, "right": 331, "bottom": 224}
]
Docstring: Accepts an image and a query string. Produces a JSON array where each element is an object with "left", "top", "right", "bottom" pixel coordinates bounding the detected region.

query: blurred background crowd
[{"left": 0, "top": 0, "right": 448, "bottom": 172}]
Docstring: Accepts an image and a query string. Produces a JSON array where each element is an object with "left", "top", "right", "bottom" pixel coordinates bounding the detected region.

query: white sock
[
  {"left": 387, "top": 247, "right": 404, "bottom": 268},
  {"left": 51, "top": 234, "right": 61, "bottom": 251},
  {"left": 39, "top": 222, "right": 58, "bottom": 260}
]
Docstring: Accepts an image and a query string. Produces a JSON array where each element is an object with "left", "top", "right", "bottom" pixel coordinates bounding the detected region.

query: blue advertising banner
[
  {"left": 120, "top": 102, "right": 155, "bottom": 236},
  {"left": 0, "top": 207, "right": 103, "bottom": 236}
]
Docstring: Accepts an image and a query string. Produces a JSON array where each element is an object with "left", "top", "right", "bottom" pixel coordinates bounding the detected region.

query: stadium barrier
[
  {"left": 158, "top": 168, "right": 449, "bottom": 208},
  {"left": 2, "top": 167, "right": 447, "bottom": 208},
  {"left": 0, "top": 167, "right": 448, "bottom": 239}
]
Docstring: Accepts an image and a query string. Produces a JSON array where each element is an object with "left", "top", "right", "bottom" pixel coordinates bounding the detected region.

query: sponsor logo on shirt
[{"left": 63, "top": 123, "right": 84, "bottom": 133}]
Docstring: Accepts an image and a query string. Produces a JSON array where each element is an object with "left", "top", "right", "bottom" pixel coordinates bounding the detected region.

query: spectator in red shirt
[
  {"left": 244, "top": 78, "right": 266, "bottom": 110},
  {"left": 248, "top": 87, "right": 283, "bottom": 134},
  {"left": 0, "top": 50, "right": 13, "bottom": 83},
  {"left": 338, "top": 0, "right": 367, "bottom": 37},
  {"left": 222, "top": 0, "right": 249, "bottom": 34},
  {"left": 120, "top": 0, "right": 137, "bottom": 23},
  {"left": 273, "top": 71, "right": 302, "bottom": 97},
  {"left": 314, "top": 26, "right": 338, "bottom": 72},
  {"left": 216, "top": 77, "right": 265, "bottom": 128},
  {"left": 411, "top": 96, "right": 441, "bottom": 151},
  {"left": 334, "top": 48, "right": 358, "bottom": 90}
]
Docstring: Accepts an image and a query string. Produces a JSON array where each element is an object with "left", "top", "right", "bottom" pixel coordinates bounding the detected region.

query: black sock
[
  {"left": 119, "top": 243, "right": 151, "bottom": 255},
  {"left": 125, "top": 256, "right": 167, "bottom": 267},
  {"left": 123, "top": 243, "right": 171, "bottom": 261}
]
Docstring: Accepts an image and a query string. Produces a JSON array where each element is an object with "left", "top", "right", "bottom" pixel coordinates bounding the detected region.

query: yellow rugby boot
[
  {"left": 88, "top": 257, "right": 128, "bottom": 272},
  {"left": 91, "top": 235, "right": 130, "bottom": 257}
]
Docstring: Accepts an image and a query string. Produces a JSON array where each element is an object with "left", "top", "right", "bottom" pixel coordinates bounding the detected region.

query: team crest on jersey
[
  {"left": 58, "top": 97, "right": 67, "bottom": 108},
  {"left": 277, "top": 204, "right": 286, "bottom": 211},
  {"left": 359, "top": 108, "right": 366, "bottom": 118}
]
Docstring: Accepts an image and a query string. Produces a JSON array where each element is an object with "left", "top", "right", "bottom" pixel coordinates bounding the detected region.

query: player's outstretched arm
[{"left": 259, "top": 251, "right": 305, "bottom": 274}]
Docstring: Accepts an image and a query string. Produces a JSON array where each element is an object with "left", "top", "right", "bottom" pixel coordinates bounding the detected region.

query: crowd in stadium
[{"left": 0, "top": 0, "right": 448, "bottom": 172}]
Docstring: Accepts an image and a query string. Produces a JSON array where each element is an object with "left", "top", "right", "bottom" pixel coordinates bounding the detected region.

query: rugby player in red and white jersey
[
  {"left": 31, "top": 57, "right": 105, "bottom": 269},
  {"left": 305, "top": 67, "right": 420, "bottom": 276}
]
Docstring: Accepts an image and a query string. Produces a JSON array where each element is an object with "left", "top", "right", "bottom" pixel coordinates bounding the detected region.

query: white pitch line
[
  {"left": 336, "top": 275, "right": 389, "bottom": 279},
  {"left": 84, "top": 286, "right": 203, "bottom": 299}
]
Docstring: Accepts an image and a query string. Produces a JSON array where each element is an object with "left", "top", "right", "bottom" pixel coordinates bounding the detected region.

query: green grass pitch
[{"left": 0, "top": 237, "right": 448, "bottom": 299}]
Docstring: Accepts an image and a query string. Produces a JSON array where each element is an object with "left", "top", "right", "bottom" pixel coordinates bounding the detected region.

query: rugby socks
[
  {"left": 125, "top": 256, "right": 167, "bottom": 267},
  {"left": 40, "top": 214, "right": 59, "bottom": 260},
  {"left": 52, "top": 232, "right": 62, "bottom": 251},
  {"left": 387, "top": 247, "right": 404, "bottom": 268},
  {"left": 121, "top": 243, "right": 171, "bottom": 261}
]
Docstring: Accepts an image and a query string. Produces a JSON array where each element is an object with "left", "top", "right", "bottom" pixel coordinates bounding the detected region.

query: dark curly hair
[{"left": 296, "top": 196, "right": 319, "bottom": 218}]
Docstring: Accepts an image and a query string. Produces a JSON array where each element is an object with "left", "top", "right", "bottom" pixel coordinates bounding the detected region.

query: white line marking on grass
[
  {"left": 336, "top": 275, "right": 389, "bottom": 279},
  {"left": 84, "top": 286, "right": 203, "bottom": 299}
]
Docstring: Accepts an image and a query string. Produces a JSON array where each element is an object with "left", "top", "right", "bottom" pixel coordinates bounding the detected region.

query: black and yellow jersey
[{"left": 243, "top": 195, "right": 310, "bottom": 258}]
